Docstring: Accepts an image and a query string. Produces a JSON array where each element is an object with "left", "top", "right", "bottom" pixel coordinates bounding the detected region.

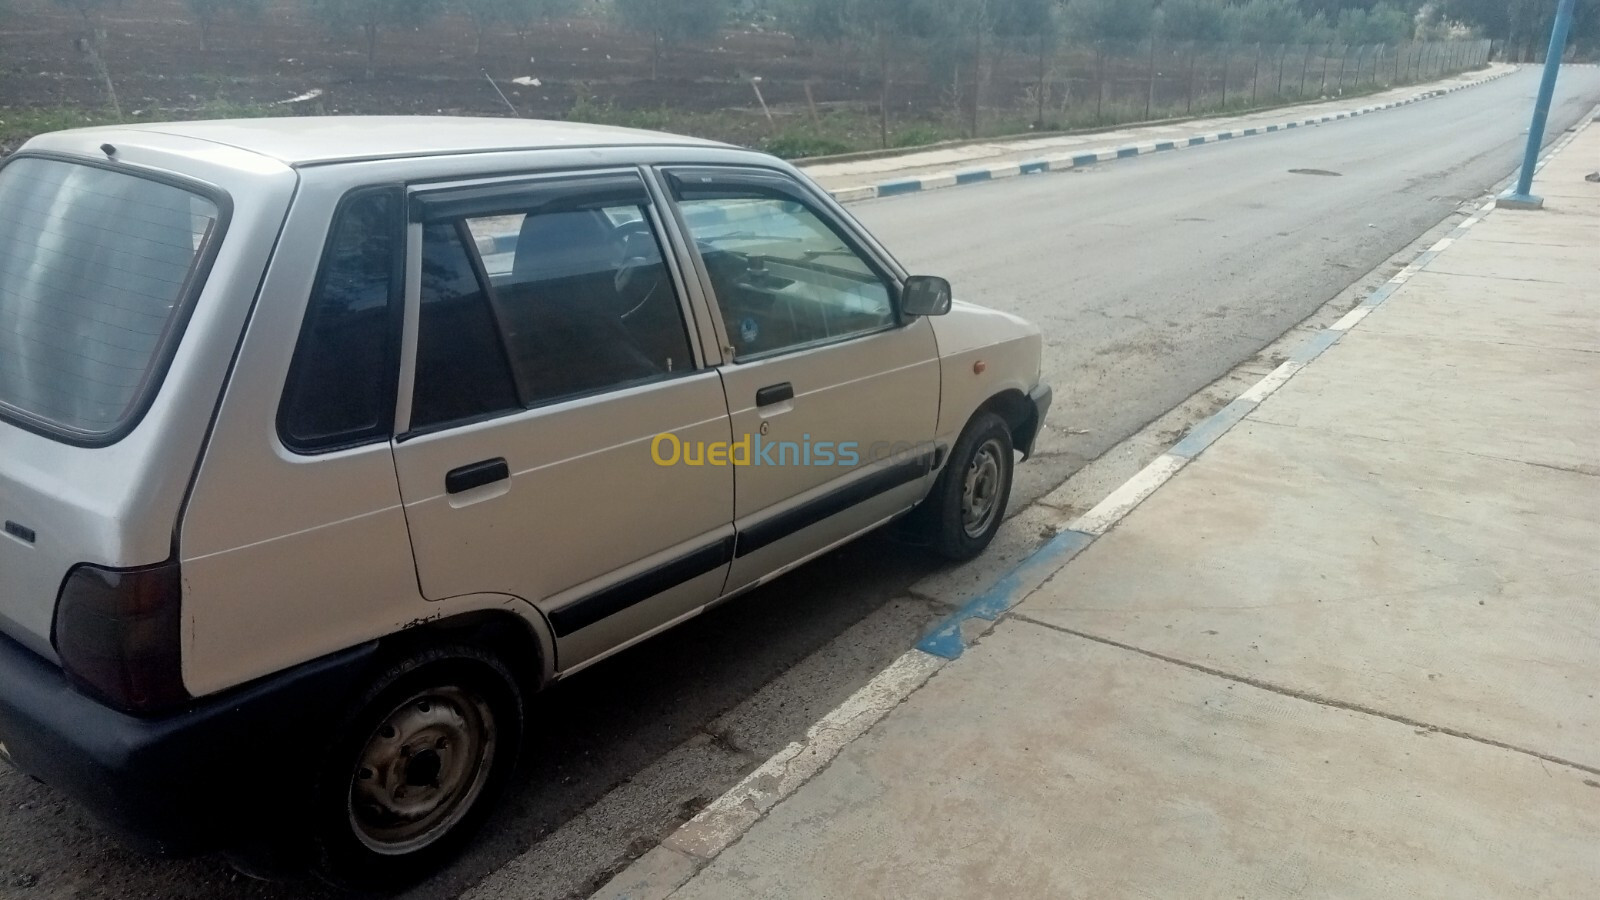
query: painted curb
[
  {"left": 821, "top": 66, "right": 1516, "bottom": 204},
  {"left": 587, "top": 83, "right": 1593, "bottom": 900}
]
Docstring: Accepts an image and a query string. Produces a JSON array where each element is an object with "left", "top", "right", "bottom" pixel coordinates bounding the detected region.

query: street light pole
[{"left": 1498, "top": 0, "right": 1578, "bottom": 210}]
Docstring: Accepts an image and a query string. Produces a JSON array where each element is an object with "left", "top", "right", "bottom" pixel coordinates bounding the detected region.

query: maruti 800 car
[{"left": 0, "top": 118, "right": 1049, "bottom": 885}]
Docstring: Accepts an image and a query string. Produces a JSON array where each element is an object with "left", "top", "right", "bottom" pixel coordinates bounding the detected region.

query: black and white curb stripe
[{"left": 826, "top": 67, "right": 1517, "bottom": 204}]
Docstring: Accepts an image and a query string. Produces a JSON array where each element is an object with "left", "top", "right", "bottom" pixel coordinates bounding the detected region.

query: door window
[
  {"left": 411, "top": 222, "right": 521, "bottom": 431},
  {"left": 672, "top": 186, "right": 895, "bottom": 360},
  {"left": 409, "top": 177, "right": 696, "bottom": 432},
  {"left": 279, "top": 188, "right": 401, "bottom": 452}
]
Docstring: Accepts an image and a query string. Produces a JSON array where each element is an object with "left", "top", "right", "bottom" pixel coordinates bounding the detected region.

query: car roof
[{"left": 52, "top": 116, "right": 730, "bottom": 166}]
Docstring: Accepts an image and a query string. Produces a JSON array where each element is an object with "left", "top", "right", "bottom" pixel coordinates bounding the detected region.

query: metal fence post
[
  {"left": 1251, "top": 43, "right": 1262, "bottom": 105},
  {"left": 1146, "top": 37, "right": 1158, "bottom": 120},
  {"left": 1186, "top": 43, "right": 1197, "bottom": 114},
  {"left": 1300, "top": 43, "right": 1312, "bottom": 96},
  {"left": 1221, "top": 44, "right": 1230, "bottom": 108},
  {"left": 1498, "top": 0, "right": 1577, "bottom": 209}
]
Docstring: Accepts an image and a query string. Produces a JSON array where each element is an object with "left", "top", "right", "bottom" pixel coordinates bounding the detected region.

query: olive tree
[
  {"left": 613, "top": 0, "right": 726, "bottom": 79},
  {"left": 186, "top": 0, "right": 266, "bottom": 51},
  {"left": 1223, "top": 0, "right": 1306, "bottom": 44},
  {"left": 305, "top": 0, "right": 443, "bottom": 76}
]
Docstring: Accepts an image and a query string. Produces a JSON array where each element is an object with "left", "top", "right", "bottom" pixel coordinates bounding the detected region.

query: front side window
[
  {"left": 410, "top": 181, "right": 694, "bottom": 430},
  {"left": 0, "top": 157, "right": 221, "bottom": 441},
  {"left": 672, "top": 186, "right": 895, "bottom": 360},
  {"left": 279, "top": 189, "right": 400, "bottom": 451}
]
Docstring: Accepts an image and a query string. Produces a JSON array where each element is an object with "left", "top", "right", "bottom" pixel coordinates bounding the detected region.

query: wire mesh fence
[{"left": 792, "top": 38, "right": 1492, "bottom": 148}]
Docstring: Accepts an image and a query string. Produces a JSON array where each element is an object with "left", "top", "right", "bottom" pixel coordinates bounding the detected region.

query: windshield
[{"left": 0, "top": 157, "right": 221, "bottom": 442}]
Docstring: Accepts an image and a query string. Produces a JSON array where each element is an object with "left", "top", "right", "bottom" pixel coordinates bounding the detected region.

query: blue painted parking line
[
  {"left": 1169, "top": 397, "right": 1258, "bottom": 459},
  {"left": 917, "top": 529, "right": 1097, "bottom": 660},
  {"left": 1289, "top": 329, "right": 1343, "bottom": 364}
]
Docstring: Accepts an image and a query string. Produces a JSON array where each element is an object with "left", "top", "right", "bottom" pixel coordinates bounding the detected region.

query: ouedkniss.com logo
[{"left": 651, "top": 433, "right": 930, "bottom": 467}]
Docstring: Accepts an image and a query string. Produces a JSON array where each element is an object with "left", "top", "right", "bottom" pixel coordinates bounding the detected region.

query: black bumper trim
[
  {"left": 1020, "top": 382, "right": 1053, "bottom": 459},
  {"left": 0, "top": 631, "right": 378, "bottom": 855}
]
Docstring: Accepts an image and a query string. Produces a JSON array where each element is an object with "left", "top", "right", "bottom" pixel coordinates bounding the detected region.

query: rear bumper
[
  {"left": 1019, "top": 382, "right": 1053, "bottom": 459},
  {"left": 0, "top": 630, "right": 377, "bottom": 855}
]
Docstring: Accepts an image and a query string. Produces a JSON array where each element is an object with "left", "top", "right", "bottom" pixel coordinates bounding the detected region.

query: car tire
[
  {"left": 921, "top": 411, "right": 1014, "bottom": 561},
  {"left": 310, "top": 644, "right": 523, "bottom": 889}
]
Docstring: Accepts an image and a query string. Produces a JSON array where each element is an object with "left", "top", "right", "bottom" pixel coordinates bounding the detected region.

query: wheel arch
[
  {"left": 381, "top": 601, "right": 556, "bottom": 697},
  {"left": 976, "top": 389, "right": 1040, "bottom": 460}
]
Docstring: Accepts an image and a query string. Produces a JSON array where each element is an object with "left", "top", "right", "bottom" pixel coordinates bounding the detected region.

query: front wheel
[
  {"left": 920, "top": 411, "right": 1014, "bottom": 561},
  {"left": 311, "top": 645, "right": 523, "bottom": 889}
]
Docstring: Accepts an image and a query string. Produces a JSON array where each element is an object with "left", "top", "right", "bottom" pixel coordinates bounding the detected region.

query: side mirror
[{"left": 900, "top": 275, "right": 952, "bottom": 317}]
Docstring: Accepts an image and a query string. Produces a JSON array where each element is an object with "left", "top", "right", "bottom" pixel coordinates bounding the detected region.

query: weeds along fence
[{"left": 790, "top": 38, "right": 1493, "bottom": 149}]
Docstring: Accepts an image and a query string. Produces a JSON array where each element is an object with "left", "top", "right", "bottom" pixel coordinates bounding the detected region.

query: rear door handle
[
  {"left": 755, "top": 382, "right": 794, "bottom": 407},
  {"left": 446, "top": 458, "right": 509, "bottom": 494}
]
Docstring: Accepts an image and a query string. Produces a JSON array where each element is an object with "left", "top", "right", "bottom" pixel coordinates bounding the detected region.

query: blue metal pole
[{"left": 1499, "top": 0, "right": 1578, "bottom": 208}]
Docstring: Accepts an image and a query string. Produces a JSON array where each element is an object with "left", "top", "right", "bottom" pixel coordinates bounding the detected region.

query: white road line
[
  {"left": 1240, "top": 360, "right": 1307, "bottom": 399},
  {"left": 1068, "top": 453, "right": 1189, "bottom": 535}
]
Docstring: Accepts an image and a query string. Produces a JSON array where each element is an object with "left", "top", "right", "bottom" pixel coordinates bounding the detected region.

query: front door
[
  {"left": 663, "top": 167, "right": 941, "bottom": 593},
  {"left": 391, "top": 170, "right": 734, "bottom": 668}
]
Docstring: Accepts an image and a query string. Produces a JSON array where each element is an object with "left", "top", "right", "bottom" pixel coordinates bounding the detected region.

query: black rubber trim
[
  {"left": 411, "top": 172, "right": 648, "bottom": 223},
  {"left": 734, "top": 451, "right": 934, "bottom": 559},
  {"left": 445, "top": 458, "right": 510, "bottom": 494},
  {"left": 1020, "top": 382, "right": 1053, "bottom": 459},
  {"left": 755, "top": 382, "right": 794, "bottom": 406},
  {"left": 548, "top": 535, "right": 735, "bottom": 637}
]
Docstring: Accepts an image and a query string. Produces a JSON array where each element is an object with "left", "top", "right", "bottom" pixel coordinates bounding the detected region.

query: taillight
[{"left": 52, "top": 560, "right": 190, "bottom": 715}]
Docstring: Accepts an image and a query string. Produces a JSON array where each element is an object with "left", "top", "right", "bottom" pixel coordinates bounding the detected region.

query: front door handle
[
  {"left": 446, "top": 458, "right": 509, "bottom": 494},
  {"left": 755, "top": 382, "right": 794, "bottom": 407}
]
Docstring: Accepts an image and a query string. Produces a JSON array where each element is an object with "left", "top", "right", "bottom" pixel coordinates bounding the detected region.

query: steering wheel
[{"left": 613, "top": 223, "right": 667, "bottom": 322}]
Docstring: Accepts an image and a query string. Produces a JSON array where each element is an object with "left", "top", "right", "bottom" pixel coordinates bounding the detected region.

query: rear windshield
[{"left": 0, "top": 157, "right": 221, "bottom": 442}]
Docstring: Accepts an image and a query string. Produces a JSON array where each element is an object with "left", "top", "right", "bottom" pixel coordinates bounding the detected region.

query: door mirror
[{"left": 900, "top": 275, "right": 952, "bottom": 317}]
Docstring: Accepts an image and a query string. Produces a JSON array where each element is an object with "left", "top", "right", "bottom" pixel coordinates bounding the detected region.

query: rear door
[
  {"left": 390, "top": 170, "right": 735, "bottom": 669},
  {"left": 661, "top": 167, "right": 941, "bottom": 594}
]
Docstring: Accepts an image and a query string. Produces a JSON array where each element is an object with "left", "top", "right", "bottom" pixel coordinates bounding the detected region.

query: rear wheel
[
  {"left": 311, "top": 645, "right": 523, "bottom": 888},
  {"left": 920, "top": 411, "right": 1014, "bottom": 561}
]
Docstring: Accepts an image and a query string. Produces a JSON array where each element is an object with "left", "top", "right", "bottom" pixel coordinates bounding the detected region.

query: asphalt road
[{"left": 2, "top": 66, "right": 1597, "bottom": 900}]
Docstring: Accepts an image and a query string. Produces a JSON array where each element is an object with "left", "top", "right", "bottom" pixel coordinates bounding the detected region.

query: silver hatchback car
[{"left": 0, "top": 118, "right": 1049, "bottom": 884}]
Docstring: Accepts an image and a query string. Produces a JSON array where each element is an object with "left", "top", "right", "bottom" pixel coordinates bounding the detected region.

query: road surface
[{"left": 1, "top": 65, "right": 1596, "bottom": 900}]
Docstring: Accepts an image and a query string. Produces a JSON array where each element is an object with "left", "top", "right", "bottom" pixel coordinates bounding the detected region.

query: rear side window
[
  {"left": 0, "top": 157, "right": 222, "bottom": 442},
  {"left": 278, "top": 189, "right": 402, "bottom": 451}
]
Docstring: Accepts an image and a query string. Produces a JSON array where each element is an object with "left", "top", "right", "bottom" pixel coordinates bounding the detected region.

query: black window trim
[
  {"left": 0, "top": 151, "right": 235, "bottom": 448},
  {"left": 662, "top": 166, "right": 905, "bottom": 365},
  {"left": 409, "top": 171, "right": 651, "bottom": 224},
  {"left": 397, "top": 174, "right": 703, "bottom": 439},
  {"left": 275, "top": 184, "right": 407, "bottom": 455}
]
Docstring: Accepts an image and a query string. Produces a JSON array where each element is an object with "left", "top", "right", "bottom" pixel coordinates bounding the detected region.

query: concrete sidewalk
[
  {"left": 597, "top": 114, "right": 1600, "bottom": 899},
  {"left": 803, "top": 63, "right": 1516, "bottom": 200}
]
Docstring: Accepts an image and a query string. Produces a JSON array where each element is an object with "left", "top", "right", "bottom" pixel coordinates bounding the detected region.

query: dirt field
[
  {"left": 0, "top": 0, "right": 895, "bottom": 153},
  {"left": 1, "top": 0, "right": 1493, "bottom": 159}
]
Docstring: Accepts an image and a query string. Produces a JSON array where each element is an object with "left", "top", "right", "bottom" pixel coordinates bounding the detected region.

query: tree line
[{"left": 37, "top": 0, "right": 1597, "bottom": 76}]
